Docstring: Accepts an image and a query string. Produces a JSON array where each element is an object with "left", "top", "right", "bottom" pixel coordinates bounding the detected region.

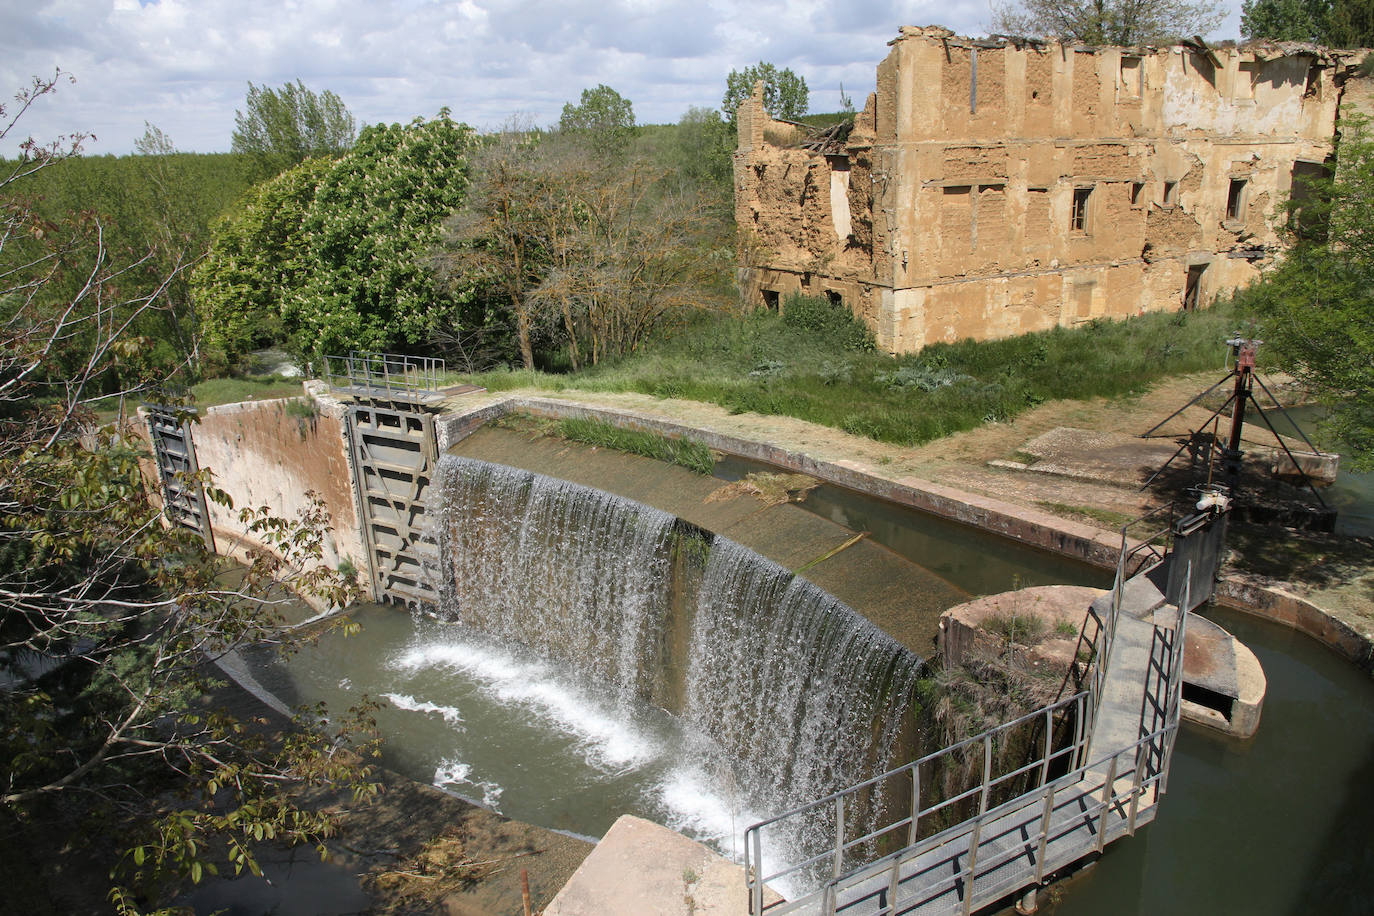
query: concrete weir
[{"left": 140, "top": 377, "right": 1362, "bottom": 913}]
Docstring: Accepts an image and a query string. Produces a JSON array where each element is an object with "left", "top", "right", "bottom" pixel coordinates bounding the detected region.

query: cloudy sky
[{"left": 4, "top": 0, "right": 1246, "bottom": 157}]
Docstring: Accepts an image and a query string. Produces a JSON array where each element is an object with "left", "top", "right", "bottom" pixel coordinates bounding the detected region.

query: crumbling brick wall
[{"left": 736, "top": 26, "right": 1372, "bottom": 354}]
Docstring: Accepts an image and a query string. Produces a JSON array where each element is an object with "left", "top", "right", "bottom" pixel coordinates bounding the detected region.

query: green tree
[
  {"left": 991, "top": 0, "right": 1224, "bottom": 45},
  {"left": 559, "top": 84, "right": 636, "bottom": 154},
  {"left": 1246, "top": 112, "right": 1374, "bottom": 469},
  {"left": 288, "top": 113, "right": 477, "bottom": 356},
  {"left": 662, "top": 106, "right": 735, "bottom": 197},
  {"left": 193, "top": 158, "right": 331, "bottom": 366},
  {"left": 723, "top": 62, "right": 809, "bottom": 123},
  {"left": 433, "top": 131, "right": 730, "bottom": 370},
  {"left": 232, "top": 80, "right": 356, "bottom": 179},
  {"left": 196, "top": 112, "right": 479, "bottom": 360},
  {"left": 1, "top": 73, "right": 377, "bottom": 909},
  {"left": 1242, "top": 0, "right": 1374, "bottom": 45}
]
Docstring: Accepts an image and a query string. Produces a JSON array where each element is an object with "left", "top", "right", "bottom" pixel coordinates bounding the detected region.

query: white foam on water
[
  {"left": 434, "top": 757, "right": 472, "bottom": 786},
  {"left": 393, "top": 640, "right": 658, "bottom": 772},
  {"left": 656, "top": 767, "right": 758, "bottom": 857},
  {"left": 433, "top": 756, "right": 506, "bottom": 812},
  {"left": 655, "top": 767, "right": 805, "bottom": 900},
  {"left": 383, "top": 692, "right": 464, "bottom": 728}
]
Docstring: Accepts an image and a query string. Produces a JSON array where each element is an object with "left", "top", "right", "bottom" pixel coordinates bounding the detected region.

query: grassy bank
[
  {"left": 460, "top": 298, "right": 1253, "bottom": 447},
  {"left": 498, "top": 413, "right": 715, "bottom": 475}
]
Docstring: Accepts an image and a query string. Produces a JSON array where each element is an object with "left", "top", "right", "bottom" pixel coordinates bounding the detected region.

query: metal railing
[
  {"left": 745, "top": 691, "right": 1088, "bottom": 914},
  {"left": 1076, "top": 504, "right": 1176, "bottom": 745},
  {"left": 745, "top": 525, "right": 1192, "bottom": 915},
  {"left": 823, "top": 723, "right": 1178, "bottom": 916},
  {"left": 324, "top": 351, "right": 445, "bottom": 399}
]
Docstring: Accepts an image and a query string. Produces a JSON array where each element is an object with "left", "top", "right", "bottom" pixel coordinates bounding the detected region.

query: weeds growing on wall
[{"left": 460, "top": 298, "right": 1250, "bottom": 447}]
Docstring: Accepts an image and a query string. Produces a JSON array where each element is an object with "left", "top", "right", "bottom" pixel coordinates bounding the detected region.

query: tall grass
[
  {"left": 191, "top": 376, "right": 305, "bottom": 407},
  {"left": 462, "top": 298, "right": 1250, "bottom": 447}
]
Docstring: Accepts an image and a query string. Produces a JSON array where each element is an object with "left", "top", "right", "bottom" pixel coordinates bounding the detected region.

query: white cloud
[{"left": 2, "top": 0, "right": 1248, "bottom": 156}]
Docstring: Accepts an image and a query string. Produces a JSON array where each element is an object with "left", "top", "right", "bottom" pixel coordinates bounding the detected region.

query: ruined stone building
[{"left": 734, "top": 26, "right": 1372, "bottom": 353}]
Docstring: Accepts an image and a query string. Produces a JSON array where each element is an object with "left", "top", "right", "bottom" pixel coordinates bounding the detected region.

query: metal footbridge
[{"left": 746, "top": 506, "right": 1217, "bottom": 915}]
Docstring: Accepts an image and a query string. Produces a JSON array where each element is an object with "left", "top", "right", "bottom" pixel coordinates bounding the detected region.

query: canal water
[
  {"left": 1278, "top": 405, "right": 1374, "bottom": 538},
  {"left": 1046, "top": 605, "right": 1374, "bottom": 915},
  {"left": 239, "top": 445, "right": 1374, "bottom": 913}
]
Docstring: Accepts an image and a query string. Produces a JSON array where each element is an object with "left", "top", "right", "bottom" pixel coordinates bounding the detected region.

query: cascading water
[
  {"left": 433, "top": 456, "right": 677, "bottom": 711},
  {"left": 427, "top": 455, "right": 923, "bottom": 871}
]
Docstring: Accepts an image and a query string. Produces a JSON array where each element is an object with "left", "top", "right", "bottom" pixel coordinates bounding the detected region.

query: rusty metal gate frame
[
  {"left": 145, "top": 405, "right": 216, "bottom": 551},
  {"left": 345, "top": 401, "right": 438, "bottom": 606}
]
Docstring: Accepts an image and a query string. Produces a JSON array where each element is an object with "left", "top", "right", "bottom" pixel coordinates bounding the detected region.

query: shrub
[{"left": 781, "top": 293, "right": 875, "bottom": 352}]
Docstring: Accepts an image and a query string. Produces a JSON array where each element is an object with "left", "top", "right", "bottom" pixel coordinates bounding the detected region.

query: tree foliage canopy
[
  {"left": 432, "top": 131, "right": 730, "bottom": 371},
  {"left": 1241, "top": 0, "right": 1374, "bottom": 47},
  {"left": 231, "top": 80, "right": 357, "bottom": 178},
  {"left": 1, "top": 73, "right": 377, "bottom": 908},
  {"left": 196, "top": 113, "right": 479, "bottom": 361},
  {"left": 1246, "top": 112, "right": 1374, "bottom": 470},
  {"left": 559, "top": 84, "right": 636, "bottom": 154},
  {"left": 723, "top": 62, "right": 809, "bottom": 123},
  {"left": 991, "top": 0, "right": 1225, "bottom": 45}
]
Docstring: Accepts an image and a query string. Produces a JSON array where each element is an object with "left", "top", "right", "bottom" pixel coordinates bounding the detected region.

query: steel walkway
[{"left": 747, "top": 509, "right": 1202, "bottom": 916}]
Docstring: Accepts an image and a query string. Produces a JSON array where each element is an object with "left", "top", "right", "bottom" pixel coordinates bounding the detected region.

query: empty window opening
[
  {"left": 1163, "top": 181, "right": 1178, "bottom": 206},
  {"left": 1071, "top": 187, "right": 1093, "bottom": 232},
  {"left": 762, "top": 289, "right": 780, "bottom": 311},
  {"left": 1120, "top": 57, "right": 1142, "bottom": 98},
  {"left": 1304, "top": 63, "right": 1322, "bottom": 99},
  {"left": 1183, "top": 264, "right": 1207, "bottom": 311},
  {"left": 1226, "top": 178, "right": 1247, "bottom": 221},
  {"left": 1131, "top": 182, "right": 1145, "bottom": 206},
  {"left": 826, "top": 290, "right": 843, "bottom": 309},
  {"left": 1236, "top": 62, "right": 1259, "bottom": 99},
  {"left": 1290, "top": 159, "right": 1333, "bottom": 241}
]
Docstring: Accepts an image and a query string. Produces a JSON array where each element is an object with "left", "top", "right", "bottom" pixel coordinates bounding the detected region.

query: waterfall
[
  {"left": 432, "top": 456, "right": 676, "bottom": 710},
  {"left": 430, "top": 455, "right": 922, "bottom": 856},
  {"left": 685, "top": 538, "right": 920, "bottom": 818}
]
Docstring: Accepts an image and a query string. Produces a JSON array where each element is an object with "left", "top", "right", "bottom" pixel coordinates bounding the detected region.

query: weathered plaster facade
[{"left": 735, "top": 26, "right": 1372, "bottom": 353}]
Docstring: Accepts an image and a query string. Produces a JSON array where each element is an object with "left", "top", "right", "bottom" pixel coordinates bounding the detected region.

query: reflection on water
[{"left": 1277, "top": 406, "right": 1374, "bottom": 538}]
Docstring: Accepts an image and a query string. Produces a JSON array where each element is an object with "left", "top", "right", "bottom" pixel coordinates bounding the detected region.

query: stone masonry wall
[
  {"left": 189, "top": 385, "right": 364, "bottom": 576},
  {"left": 736, "top": 26, "right": 1373, "bottom": 354}
]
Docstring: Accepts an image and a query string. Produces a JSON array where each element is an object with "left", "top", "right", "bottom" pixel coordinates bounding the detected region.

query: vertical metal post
[
  {"left": 1128, "top": 745, "right": 1147, "bottom": 834},
  {"left": 963, "top": 819, "right": 984, "bottom": 916},
  {"left": 833, "top": 795, "right": 846, "bottom": 879},
  {"left": 751, "top": 828, "right": 763, "bottom": 915},
  {"left": 1039, "top": 707, "right": 1053, "bottom": 787},
  {"left": 1035, "top": 783, "right": 1057, "bottom": 883},
  {"left": 980, "top": 735, "right": 993, "bottom": 814},
  {"left": 1097, "top": 756, "right": 1118, "bottom": 854},
  {"left": 910, "top": 767, "right": 921, "bottom": 844}
]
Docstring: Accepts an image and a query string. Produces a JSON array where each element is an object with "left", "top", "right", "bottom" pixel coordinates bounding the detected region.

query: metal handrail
[
  {"left": 746, "top": 691, "right": 1087, "bottom": 904},
  {"left": 747, "top": 526, "right": 1194, "bottom": 915},
  {"left": 805, "top": 725, "right": 1177, "bottom": 916},
  {"left": 323, "top": 351, "right": 445, "bottom": 397}
]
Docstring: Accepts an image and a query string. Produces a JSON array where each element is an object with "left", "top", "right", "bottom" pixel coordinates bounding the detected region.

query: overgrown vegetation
[
  {"left": 1241, "top": 110, "right": 1374, "bottom": 471},
  {"left": 551, "top": 415, "right": 715, "bottom": 475},
  {"left": 1, "top": 74, "right": 377, "bottom": 912},
  {"left": 463, "top": 297, "right": 1249, "bottom": 448}
]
